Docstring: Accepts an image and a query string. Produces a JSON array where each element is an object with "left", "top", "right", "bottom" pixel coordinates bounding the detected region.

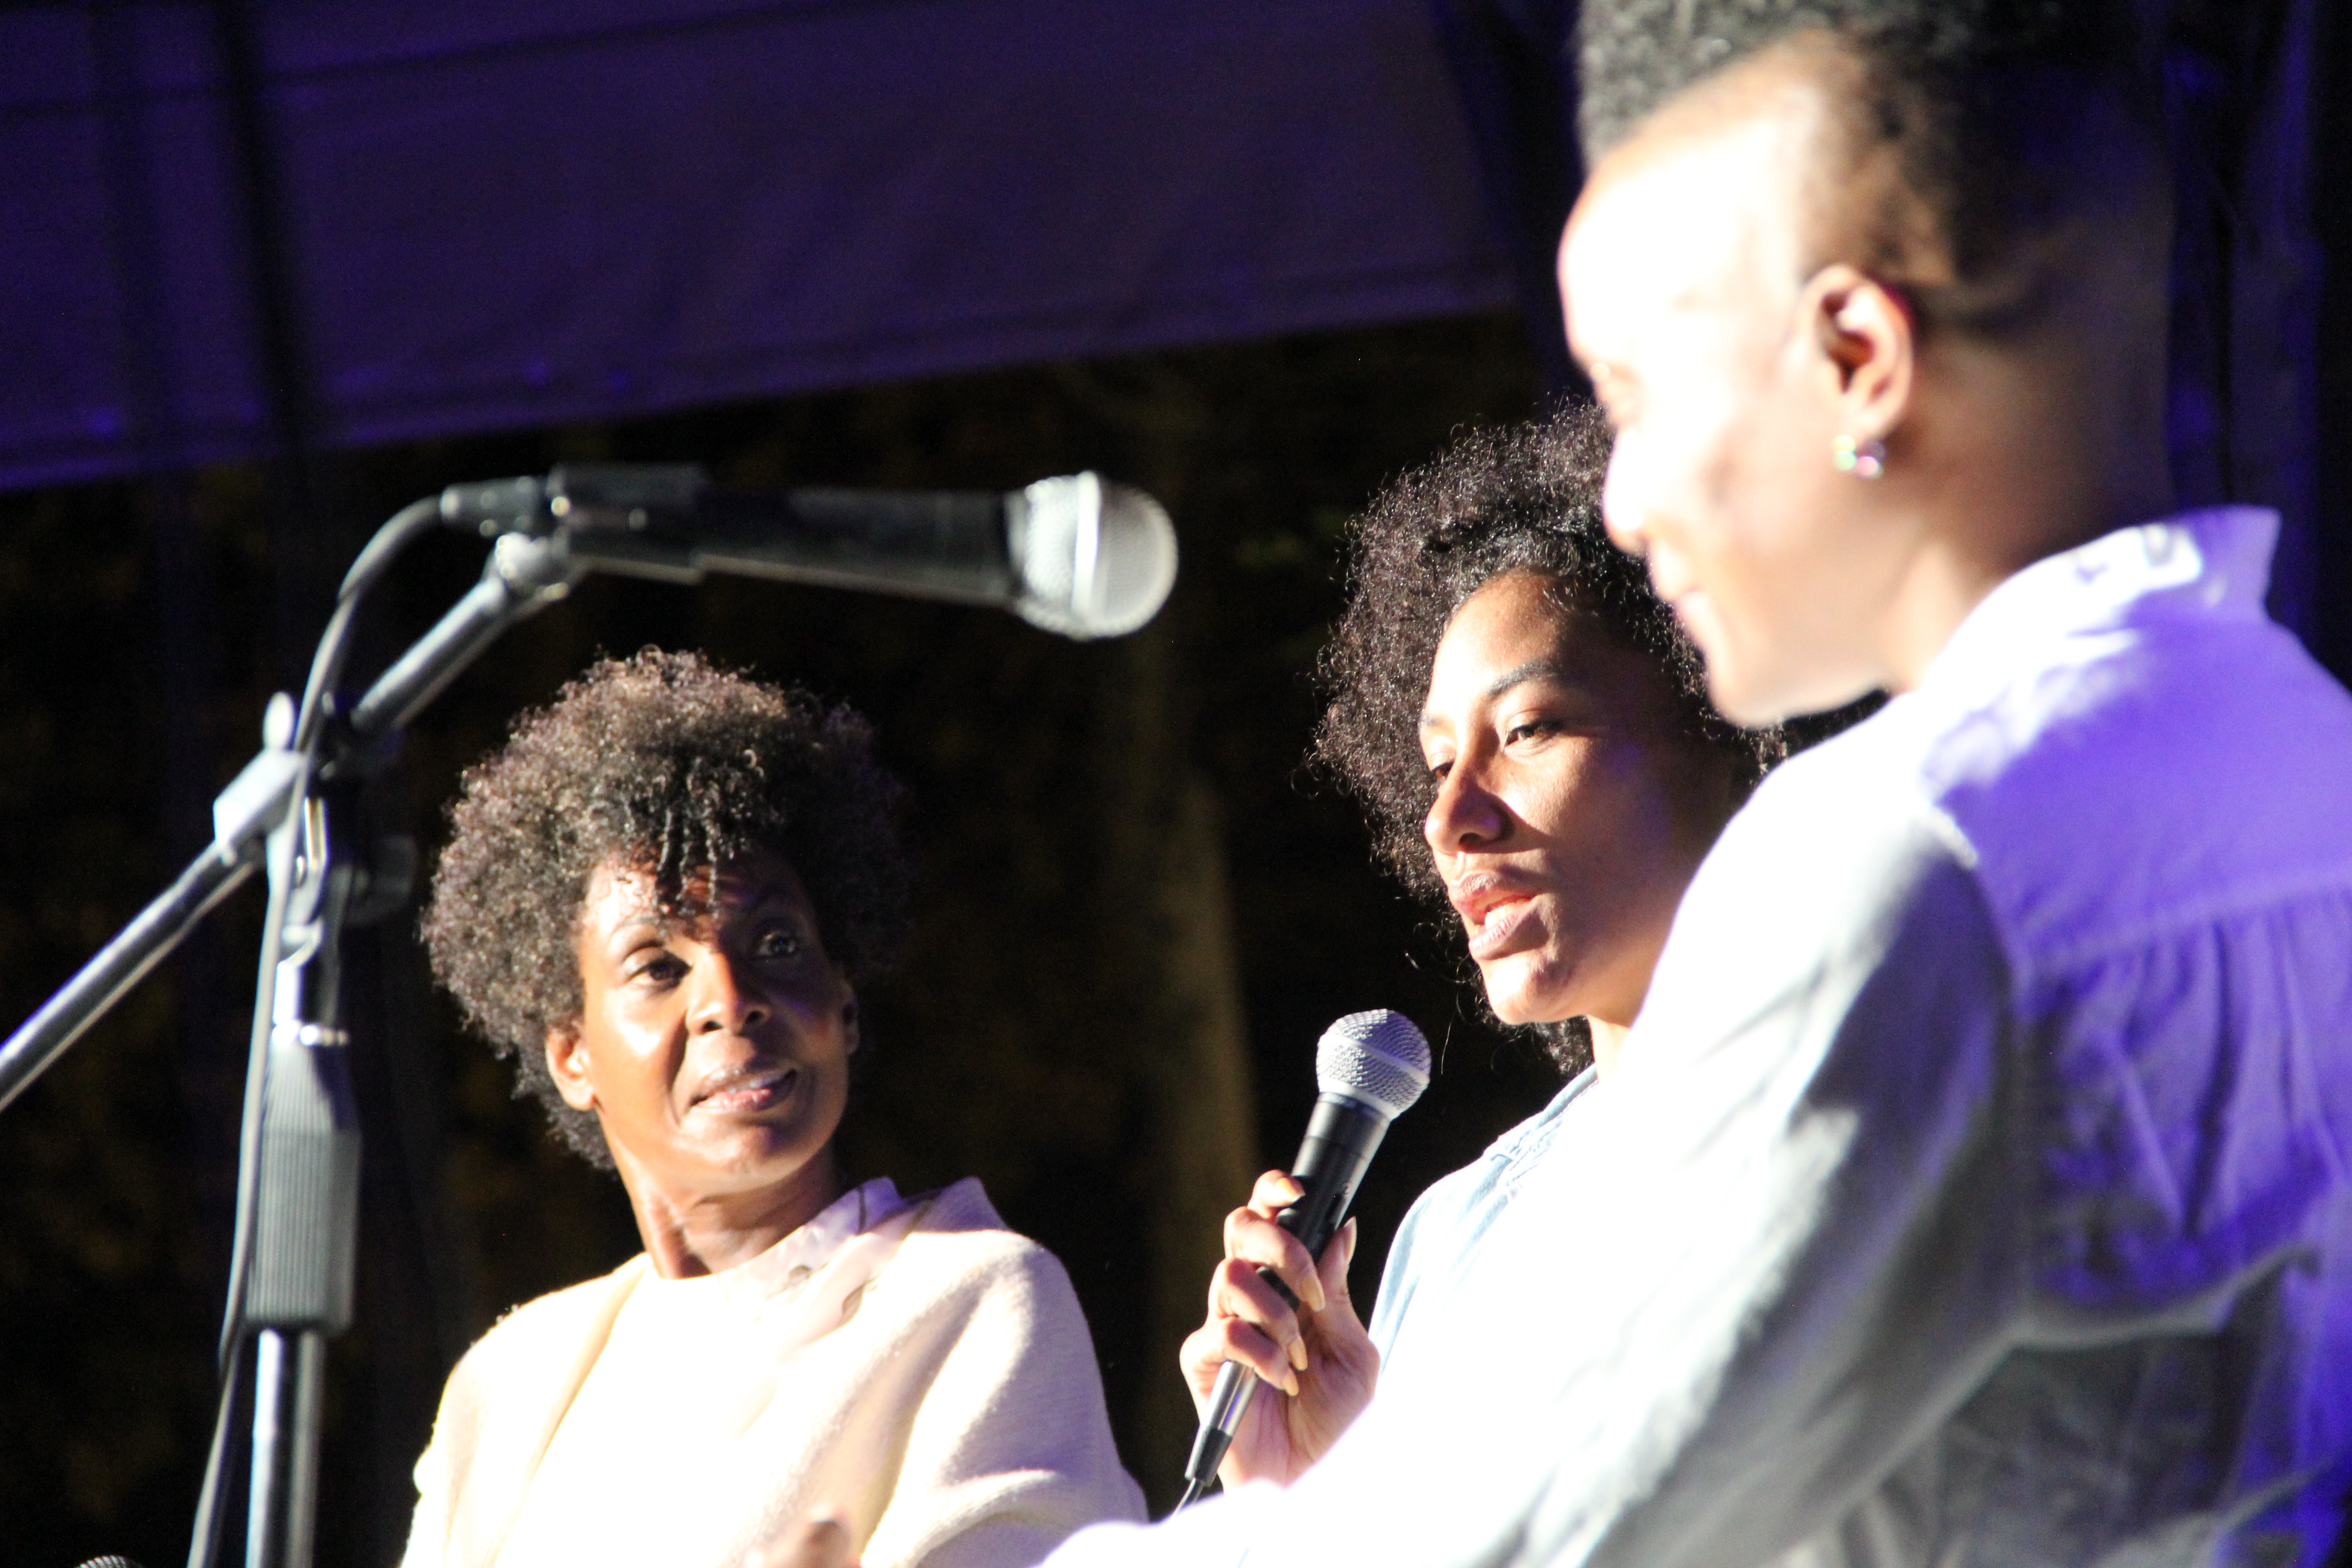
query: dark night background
[
  {"left": 0, "top": 313, "right": 1573, "bottom": 1566},
  {"left": 4, "top": 3, "right": 2349, "bottom": 1566}
]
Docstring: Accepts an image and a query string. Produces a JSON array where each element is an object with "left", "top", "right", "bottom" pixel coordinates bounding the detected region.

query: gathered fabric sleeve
[
  {"left": 1343, "top": 779, "right": 2019, "bottom": 1568},
  {"left": 1042, "top": 770, "right": 2022, "bottom": 1568},
  {"left": 1519, "top": 794, "right": 2019, "bottom": 1568},
  {"left": 859, "top": 1230, "right": 1146, "bottom": 1568}
]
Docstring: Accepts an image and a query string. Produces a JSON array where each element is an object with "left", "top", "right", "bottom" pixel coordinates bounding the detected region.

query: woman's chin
[
  {"left": 644, "top": 1116, "right": 823, "bottom": 1193},
  {"left": 1476, "top": 950, "right": 1579, "bottom": 1028}
]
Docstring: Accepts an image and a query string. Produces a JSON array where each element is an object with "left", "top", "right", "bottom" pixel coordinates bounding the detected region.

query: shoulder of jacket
[
  {"left": 1723, "top": 722, "right": 1981, "bottom": 890},
  {"left": 892, "top": 1179, "right": 1075, "bottom": 1301},
  {"left": 451, "top": 1255, "right": 646, "bottom": 1385}
]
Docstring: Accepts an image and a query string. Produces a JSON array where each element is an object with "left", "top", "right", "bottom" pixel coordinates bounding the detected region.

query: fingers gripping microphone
[
  {"left": 437, "top": 465, "right": 1177, "bottom": 640},
  {"left": 1176, "top": 1009, "right": 1431, "bottom": 1509}
]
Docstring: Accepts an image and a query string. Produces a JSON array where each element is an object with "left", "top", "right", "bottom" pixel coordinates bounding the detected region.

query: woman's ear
[
  {"left": 545, "top": 1024, "right": 597, "bottom": 1110},
  {"left": 1805, "top": 263, "right": 1916, "bottom": 441}
]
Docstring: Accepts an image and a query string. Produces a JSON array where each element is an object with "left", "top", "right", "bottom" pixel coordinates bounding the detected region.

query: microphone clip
[{"left": 436, "top": 463, "right": 712, "bottom": 540}]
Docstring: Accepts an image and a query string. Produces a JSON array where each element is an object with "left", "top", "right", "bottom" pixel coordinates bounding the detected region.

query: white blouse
[{"left": 1048, "top": 507, "right": 2352, "bottom": 1568}]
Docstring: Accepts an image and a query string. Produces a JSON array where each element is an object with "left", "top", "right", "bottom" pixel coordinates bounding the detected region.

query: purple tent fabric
[{"left": 0, "top": 0, "right": 1513, "bottom": 490}]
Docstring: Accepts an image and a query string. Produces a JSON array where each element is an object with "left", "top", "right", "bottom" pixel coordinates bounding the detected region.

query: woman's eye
[
  {"left": 1507, "top": 718, "right": 1560, "bottom": 745},
  {"left": 631, "top": 952, "right": 686, "bottom": 985},
  {"left": 1426, "top": 757, "right": 1454, "bottom": 784},
  {"left": 754, "top": 927, "right": 803, "bottom": 960}
]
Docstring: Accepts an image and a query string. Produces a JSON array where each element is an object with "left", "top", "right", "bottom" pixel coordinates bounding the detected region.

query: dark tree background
[{"left": 0, "top": 312, "right": 1582, "bottom": 1568}]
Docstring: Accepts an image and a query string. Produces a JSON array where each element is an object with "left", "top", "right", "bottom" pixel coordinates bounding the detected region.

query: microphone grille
[
  {"left": 1314, "top": 1009, "right": 1432, "bottom": 1121},
  {"left": 1013, "top": 473, "right": 1178, "bottom": 639}
]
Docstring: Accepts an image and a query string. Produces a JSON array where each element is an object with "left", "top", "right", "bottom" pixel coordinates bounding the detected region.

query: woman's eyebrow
[
  {"left": 1483, "top": 658, "right": 1572, "bottom": 700},
  {"left": 606, "top": 912, "right": 666, "bottom": 941},
  {"left": 1420, "top": 658, "right": 1578, "bottom": 734}
]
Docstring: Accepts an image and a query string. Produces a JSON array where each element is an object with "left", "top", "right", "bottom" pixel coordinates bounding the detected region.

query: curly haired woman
[
  {"left": 403, "top": 650, "right": 1143, "bottom": 1568},
  {"left": 1171, "top": 402, "right": 1775, "bottom": 1493}
]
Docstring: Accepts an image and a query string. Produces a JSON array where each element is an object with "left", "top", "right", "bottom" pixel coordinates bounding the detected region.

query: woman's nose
[
  {"left": 1425, "top": 758, "right": 1509, "bottom": 855},
  {"left": 690, "top": 951, "right": 772, "bottom": 1034},
  {"left": 1601, "top": 435, "right": 1649, "bottom": 557}
]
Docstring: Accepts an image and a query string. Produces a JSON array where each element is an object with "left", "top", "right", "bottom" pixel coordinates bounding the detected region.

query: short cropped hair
[
  {"left": 1578, "top": 0, "right": 2166, "bottom": 316},
  {"left": 421, "top": 649, "right": 910, "bottom": 1166}
]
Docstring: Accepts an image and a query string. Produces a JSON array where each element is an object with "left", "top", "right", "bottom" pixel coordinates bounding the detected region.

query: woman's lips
[
  {"left": 695, "top": 1065, "right": 798, "bottom": 1115},
  {"left": 1464, "top": 895, "right": 1541, "bottom": 961}
]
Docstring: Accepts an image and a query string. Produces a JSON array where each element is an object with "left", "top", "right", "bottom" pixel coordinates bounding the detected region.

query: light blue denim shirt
[
  {"left": 1051, "top": 509, "right": 2352, "bottom": 1568},
  {"left": 1365, "top": 1068, "right": 1596, "bottom": 1376}
]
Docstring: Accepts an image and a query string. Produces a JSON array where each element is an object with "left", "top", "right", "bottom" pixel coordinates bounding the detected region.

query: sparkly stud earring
[{"left": 1832, "top": 434, "right": 1886, "bottom": 479}]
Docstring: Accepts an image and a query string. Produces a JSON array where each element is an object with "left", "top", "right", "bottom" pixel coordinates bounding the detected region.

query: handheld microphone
[
  {"left": 436, "top": 464, "right": 1177, "bottom": 640},
  {"left": 1176, "top": 1009, "right": 1431, "bottom": 1508}
]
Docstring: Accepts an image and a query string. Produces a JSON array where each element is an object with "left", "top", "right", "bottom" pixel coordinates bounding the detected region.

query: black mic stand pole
[
  {"left": 204, "top": 531, "right": 585, "bottom": 1568},
  {"left": 0, "top": 525, "right": 581, "bottom": 1114},
  {"left": 0, "top": 525, "right": 586, "bottom": 1568}
]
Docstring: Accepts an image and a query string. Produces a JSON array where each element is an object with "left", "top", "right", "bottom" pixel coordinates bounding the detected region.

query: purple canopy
[{"left": 2, "top": 0, "right": 1513, "bottom": 490}]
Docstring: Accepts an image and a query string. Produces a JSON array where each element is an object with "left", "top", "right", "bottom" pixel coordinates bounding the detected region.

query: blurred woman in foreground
[
  {"left": 406, "top": 650, "right": 1142, "bottom": 1568},
  {"left": 1180, "top": 403, "right": 1776, "bottom": 1486}
]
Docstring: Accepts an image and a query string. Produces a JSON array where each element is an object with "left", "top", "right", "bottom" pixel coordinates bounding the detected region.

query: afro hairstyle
[
  {"left": 420, "top": 648, "right": 910, "bottom": 1167},
  {"left": 1313, "top": 402, "right": 1779, "bottom": 1069}
]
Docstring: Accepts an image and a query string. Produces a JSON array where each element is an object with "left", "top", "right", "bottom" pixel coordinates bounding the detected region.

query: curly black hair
[
  {"left": 421, "top": 649, "right": 911, "bottom": 1167},
  {"left": 1577, "top": 0, "right": 2164, "bottom": 319},
  {"left": 1314, "top": 402, "right": 1777, "bottom": 1068}
]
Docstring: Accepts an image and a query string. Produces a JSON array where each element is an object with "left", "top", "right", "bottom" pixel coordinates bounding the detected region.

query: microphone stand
[
  {"left": 0, "top": 523, "right": 586, "bottom": 1568},
  {"left": 4, "top": 457, "right": 1173, "bottom": 1566}
]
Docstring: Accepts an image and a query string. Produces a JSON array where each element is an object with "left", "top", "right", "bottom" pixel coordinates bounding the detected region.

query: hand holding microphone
[
  {"left": 1176, "top": 1009, "right": 1431, "bottom": 1506},
  {"left": 1180, "top": 1169, "right": 1379, "bottom": 1490}
]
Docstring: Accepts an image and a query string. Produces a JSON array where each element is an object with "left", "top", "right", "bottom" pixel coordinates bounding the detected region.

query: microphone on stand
[
  {"left": 1176, "top": 1009, "right": 1431, "bottom": 1509},
  {"left": 436, "top": 465, "right": 1177, "bottom": 640}
]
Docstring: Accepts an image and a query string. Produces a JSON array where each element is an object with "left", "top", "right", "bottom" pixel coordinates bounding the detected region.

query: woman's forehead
[
  {"left": 580, "top": 848, "right": 807, "bottom": 928},
  {"left": 1436, "top": 575, "right": 1596, "bottom": 673},
  {"left": 1426, "top": 577, "right": 1675, "bottom": 722}
]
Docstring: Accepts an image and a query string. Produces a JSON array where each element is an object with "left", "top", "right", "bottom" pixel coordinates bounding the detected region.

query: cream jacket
[{"left": 403, "top": 1177, "right": 1144, "bottom": 1568}]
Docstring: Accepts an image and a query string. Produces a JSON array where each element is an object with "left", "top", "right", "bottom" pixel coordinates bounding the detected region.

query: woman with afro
[
  {"left": 1171, "top": 402, "right": 1774, "bottom": 1494},
  {"left": 403, "top": 650, "right": 1142, "bottom": 1568}
]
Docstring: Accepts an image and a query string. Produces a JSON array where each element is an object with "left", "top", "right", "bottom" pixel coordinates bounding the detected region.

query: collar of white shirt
[
  {"left": 1926, "top": 506, "right": 2280, "bottom": 694},
  {"left": 635, "top": 1175, "right": 908, "bottom": 1308}
]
